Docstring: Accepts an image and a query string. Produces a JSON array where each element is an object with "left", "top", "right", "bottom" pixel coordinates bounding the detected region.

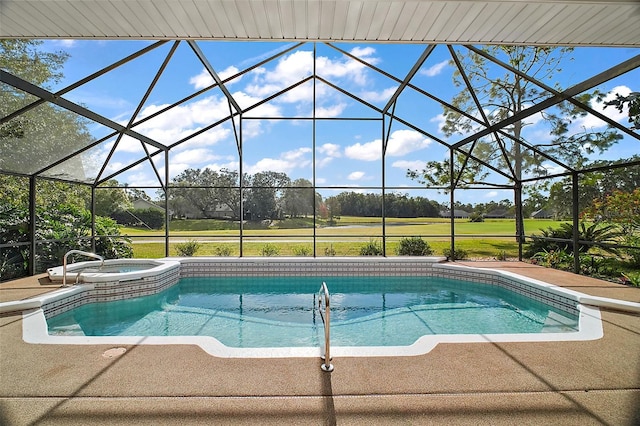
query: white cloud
[
  {"left": 359, "top": 86, "right": 398, "bottom": 103},
  {"left": 243, "top": 48, "right": 379, "bottom": 102},
  {"left": 244, "top": 51, "right": 313, "bottom": 98},
  {"left": 420, "top": 60, "right": 449, "bottom": 77},
  {"left": 244, "top": 147, "right": 312, "bottom": 175},
  {"left": 171, "top": 148, "right": 220, "bottom": 165},
  {"left": 316, "top": 157, "right": 334, "bottom": 168},
  {"left": 392, "top": 160, "right": 426, "bottom": 170},
  {"left": 318, "top": 143, "right": 342, "bottom": 157},
  {"left": 316, "top": 103, "right": 347, "bottom": 118},
  {"left": 349, "top": 46, "right": 377, "bottom": 61},
  {"left": 130, "top": 95, "right": 245, "bottom": 146},
  {"left": 577, "top": 85, "right": 631, "bottom": 129},
  {"left": 234, "top": 91, "right": 282, "bottom": 116},
  {"left": 108, "top": 136, "right": 148, "bottom": 154},
  {"left": 344, "top": 139, "right": 381, "bottom": 161},
  {"left": 60, "top": 39, "right": 77, "bottom": 48},
  {"left": 348, "top": 171, "right": 366, "bottom": 181},
  {"left": 345, "top": 130, "right": 431, "bottom": 161},
  {"left": 386, "top": 130, "right": 432, "bottom": 156},
  {"left": 189, "top": 66, "right": 242, "bottom": 90},
  {"left": 204, "top": 159, "right": 240, "bottom": 173}
]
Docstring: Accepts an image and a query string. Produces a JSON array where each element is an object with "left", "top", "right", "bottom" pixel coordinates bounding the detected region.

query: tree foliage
[
  {"left": 1, "top": 40, "right": 95, "bottom": 177},
  {"left": 0, "top": 41, "right": 132, "bottom": 280},
  {"left": 604, "top": 91, "right": 640, "bottom": 130},
  {"left": 583, "top": 188, "right": 640, "bottom": 232},
  {"left": 408, "top": 46, "right": 623, "bottom": 237},
  {"left": 244, "top": 171, "right": 290, "bottom": 220},
  {"left": 95, "top": 179, "right": 132, "bottom": 216},
  {"left": 167, "top": 168, "right": 240, "bottom": 219}
]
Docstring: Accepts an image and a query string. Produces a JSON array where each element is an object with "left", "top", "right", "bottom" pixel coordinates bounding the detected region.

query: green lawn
[
  {"left": 123, "top": 217, "right": 567, "bottom": 259},
  {"left": 121, "top": 217, "right": 566, "bottom": 237}
]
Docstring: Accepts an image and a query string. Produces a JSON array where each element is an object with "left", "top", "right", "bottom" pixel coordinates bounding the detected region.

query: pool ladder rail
[
  {"left": 62, "top": 250, "right": 104, "bottom": 287},
  {"left": 317, "top": 282, "right": 334, "bottom": 372}
]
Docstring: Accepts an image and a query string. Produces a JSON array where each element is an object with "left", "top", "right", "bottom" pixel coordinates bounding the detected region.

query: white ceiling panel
[{"left": 0, "top": 0, "right": 639, "bottom": 46}]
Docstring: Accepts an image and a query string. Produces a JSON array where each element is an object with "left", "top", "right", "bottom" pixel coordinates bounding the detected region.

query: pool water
[
  {"left": 47, "top": 276, "right": 579, "bottom": 347},
  {"left": 79, "top": 265, "right": 156, "bottom": 273}
]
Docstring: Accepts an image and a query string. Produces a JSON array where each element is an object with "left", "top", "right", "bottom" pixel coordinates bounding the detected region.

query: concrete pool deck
[{"left": 1, "top": 261, "right": 639, "bottom": 425}]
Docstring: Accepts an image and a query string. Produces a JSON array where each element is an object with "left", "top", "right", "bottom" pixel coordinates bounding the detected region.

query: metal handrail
[
  {"left": 62, "top": 250, "right": 104, "bottom": 287},
  {"left": 317, "top": 282, "right": 334, "bottom": 372}
]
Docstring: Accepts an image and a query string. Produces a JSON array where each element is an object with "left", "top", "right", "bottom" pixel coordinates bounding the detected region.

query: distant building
[
  {"left": 132, "top": 199, "right": 164, "bottom": 211},
  {"left": 209, "top": 203, "right": 235, "bottom": 219},
  {"left": 439, "top": 209, "right": 471, "bottom": 219},
  {"left": 484, "top": 209, "right": 509, "bottom": 218},
  {"left": 531, "top": 209, "right": 552, "bottom": 219}
]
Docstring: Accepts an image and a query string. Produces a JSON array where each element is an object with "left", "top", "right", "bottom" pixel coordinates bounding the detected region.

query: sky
[{"left": 38, "top": 39, "right": 639, "bottom": 204}]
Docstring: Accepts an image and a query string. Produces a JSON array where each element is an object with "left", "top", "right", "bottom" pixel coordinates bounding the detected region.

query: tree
[
  {"left": 0, "top": 41, "right": 132, "bottom": 280},
  {"left": 95, "top": 179, "right": 131, "bottom": 217},
  {"left": 584, "top": 188, "right": 640, "bottom": 232},
  {"left": 281, "top": 178, "right": 316, "bottom": 217},
  {"left": 243, "top": 171, "right": 290, "bottom": 220},
  {"left": 604, "top": 91, "right": 640, "bottom": 130},
  {"left": 167, "top": 168, "right": 240, "bottom": 219},
  {"left": 547, "top": 156, "right": 640, "bottom": 219},
  {"left": 408, "top": 46, "right": 622, "bottom": 238},
  {"left": 126, "top": 187, "right": 151, "bottom": 202},
  {"left": 1, "top": 40, "right": 94, "bottom": 177}
]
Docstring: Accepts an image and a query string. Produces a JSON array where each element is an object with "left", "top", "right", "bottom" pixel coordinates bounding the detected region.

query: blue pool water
[{"left": 47, "top": 276, "right": 579, "bottom": 347}]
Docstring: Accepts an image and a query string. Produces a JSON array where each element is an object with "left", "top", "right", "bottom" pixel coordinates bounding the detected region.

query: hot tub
[{"left": 47, "top": 259, "right": 177, "bottom": 283}]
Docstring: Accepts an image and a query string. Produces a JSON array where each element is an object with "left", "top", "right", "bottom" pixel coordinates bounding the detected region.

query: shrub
[
  {"left": 176, "top": 239, "right": 200, "bottom": 256},
  {"left": 214, "top": 245, "right": 233, "bottom": 256},
  {"left": 525, "top": 222, "right": 623, "bottom": 258},
  {"left": 496, "top": 250, "right": 508, "bottom": 261},
  {"left": 260, "top": 243, "right": 279, "bottom": 256},
  {"left": 532, "top": 248, "right": 573, "bottom": 270},
  {"left": 621, "top": 272, "right": 640, "bottom": 287},
  {"left": 94, "top": 215, "right": 133, "bottom": 259},
  {"left": 360, "top": 239, "right": 383, "bottom": 256},
  {"left": 396, "top": 237, "right": 433, "bottom": 256},
  {"left": 469, "top": 212, "right": 484, "bottom": 222},
  {"left": 621, "top": 234, "right": 640, "bottom": 267},
  {"left": 442, "top": 248, "right": 468, "bottom": 260},
  {"left": 293, "top": 245, "right": 312, "bottom": 256},
  {"left": 111, "top": 208, "right": 164, "bottom": 229},
  {"left": 324, "top": 245, "right": 336, "bottom": 257}
]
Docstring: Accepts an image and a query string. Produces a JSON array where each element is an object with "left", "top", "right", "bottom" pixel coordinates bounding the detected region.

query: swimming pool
[
  {"left": 16, "top": 257, "right": 620, "bottom": 357},
  {"left": 46, "top": 275, "right": 580, "bottom": 347}
]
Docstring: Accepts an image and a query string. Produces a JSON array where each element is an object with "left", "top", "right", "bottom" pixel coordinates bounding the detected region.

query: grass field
[{"left": 122, "top": 217, "right": 567, "bottom": 259}]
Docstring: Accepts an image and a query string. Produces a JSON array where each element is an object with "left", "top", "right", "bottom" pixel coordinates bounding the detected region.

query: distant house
[
  {"left": 178, "top": 203, "right": 235, "bottom": 220},
  {"left": 484, "top": 209, "right": 509, "bottom": 219},
  {"left": 439, "top": 209, "right": 471, "bottom": 219},
  {"left": 531, "top": 209, "right": 552, "bottom": 219},
  {"left": 209, "top": 203, "right": 235, "bottom": 219},
  {"left": 132, "top": 199, "right": 164, "bottom": 212}
]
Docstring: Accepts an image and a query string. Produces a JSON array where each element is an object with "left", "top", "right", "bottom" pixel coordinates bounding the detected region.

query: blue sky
[{"left": 41, "top": 40, "right": 639, "bottom": 204}]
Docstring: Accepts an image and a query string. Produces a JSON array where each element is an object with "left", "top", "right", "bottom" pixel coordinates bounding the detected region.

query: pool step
[{"left": 542, "top": 311, "right": 578, "bottom": 333}]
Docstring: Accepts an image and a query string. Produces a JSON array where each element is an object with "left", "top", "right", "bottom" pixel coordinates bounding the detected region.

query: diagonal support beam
[
  {"left": 187, "top": 40, "right": 241, "bottom": 114},
  {"left": 451, "top": 53, "right": 640, "bottom": 150},
  {"left": 466, "top": 46, "right": 640, "bottom": 143},
  {"left": 1, "top": 41, "right": 168, "bottom": 125},
  {"left": 383, "top": 45, "right": 436, "bottom": 114},
  {"left": 1, "top": 70, "right": 166, "bottom": 151}
]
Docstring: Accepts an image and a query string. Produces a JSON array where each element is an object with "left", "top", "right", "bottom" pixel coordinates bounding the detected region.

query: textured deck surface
[{"left": 1, "top": 261, "right": 639, "bottom": 425}]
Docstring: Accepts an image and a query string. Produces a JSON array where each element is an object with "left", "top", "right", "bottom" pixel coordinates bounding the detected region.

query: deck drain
[{"left": 102, "top": 347, "right": 127, "bottom": 358}]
